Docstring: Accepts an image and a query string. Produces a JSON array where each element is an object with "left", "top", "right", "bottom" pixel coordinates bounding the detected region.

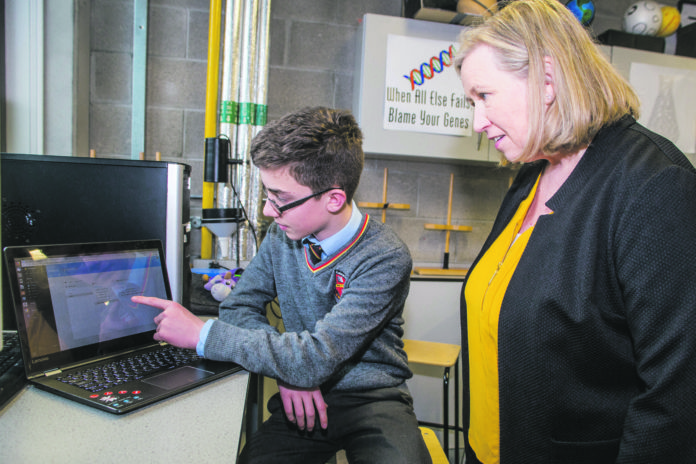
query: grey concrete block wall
[
  {"left": 356, "top": 158, "right": 513, "bottom": 266},
  {"left": 86, "top": 0, "right": 680, "bottom": 267}
]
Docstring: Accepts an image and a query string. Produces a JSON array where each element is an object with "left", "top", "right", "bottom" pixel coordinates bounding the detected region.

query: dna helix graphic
[{"left": 402, "top": 45, "right": 457, "bottom": 91}]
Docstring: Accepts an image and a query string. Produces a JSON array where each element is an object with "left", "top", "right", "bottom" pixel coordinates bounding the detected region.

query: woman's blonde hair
[{"left": 454, "top": 0, "right": 641, "bottom": 162}]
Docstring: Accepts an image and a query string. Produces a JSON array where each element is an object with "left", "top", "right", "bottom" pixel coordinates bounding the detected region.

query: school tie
[{"left": 304, "top": 239, "right": 323, "bottom": 264}]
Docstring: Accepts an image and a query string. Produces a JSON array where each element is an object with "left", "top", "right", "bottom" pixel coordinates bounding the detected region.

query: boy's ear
[{"left": 326, "top": 188, "right": 347, "bottom": 213}]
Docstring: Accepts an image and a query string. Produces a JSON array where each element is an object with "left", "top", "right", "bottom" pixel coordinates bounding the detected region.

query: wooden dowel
[
  {"left": 424, "top": 224, "right": 472, "bottom": 231},
  {"left": 358, "top": 202, "right": 410, "bottom": 210},
  {"left": 445, "top": 173, "right": 454, "bottom": 254},
  {"left": 357, "top": 168, "right": 411, "bottom": 221},
  {"left": 412, "top": 267, "right": 469, "bottom": 276},
  {"left": 381, "top": 168, "right": 388, "bottom": 223}
]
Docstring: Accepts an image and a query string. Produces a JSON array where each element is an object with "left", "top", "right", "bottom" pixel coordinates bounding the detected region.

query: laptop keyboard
[
  {"left": 0, "top": 332, "right": 22, "bottom": 376},
  {"left": 55, "top": 345, "right": 202, "bottom": 393},
  {"left": 1, "top": 331, "right": 26, "bottom": 408}
]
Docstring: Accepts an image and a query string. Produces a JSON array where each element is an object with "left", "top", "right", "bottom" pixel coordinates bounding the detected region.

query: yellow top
[{"left": 464, "top": 175, "right": 540, "bottom": 464}]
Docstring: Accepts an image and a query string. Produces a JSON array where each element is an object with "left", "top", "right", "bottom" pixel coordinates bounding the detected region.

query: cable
[
  {"left": 228, "top": 175, "right": 259, "bottom": 254},
  {"left": 214, "top": 134, "right": 260, "bottom": 261}
]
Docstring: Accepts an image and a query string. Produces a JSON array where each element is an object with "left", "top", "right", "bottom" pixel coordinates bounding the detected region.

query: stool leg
[
  {"left": 443, "top": 366, "right": 450, "bottom": 460},
  {"left": 455, "top": 358, "right": 460, "bottom": 464}
]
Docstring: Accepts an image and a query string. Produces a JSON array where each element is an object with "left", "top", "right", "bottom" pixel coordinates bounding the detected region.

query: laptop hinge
[{"left": 43, "top": 368, "right": 63, "bottom": 377}]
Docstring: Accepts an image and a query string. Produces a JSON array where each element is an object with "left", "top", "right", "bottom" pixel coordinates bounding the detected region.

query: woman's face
[{"left": 459, "top": 45, "right": 531, "bottom": 163}]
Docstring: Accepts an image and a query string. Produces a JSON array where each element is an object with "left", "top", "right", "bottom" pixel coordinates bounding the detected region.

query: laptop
[{"left": 3, "top": 239, "right": 241, "bottom": 414}]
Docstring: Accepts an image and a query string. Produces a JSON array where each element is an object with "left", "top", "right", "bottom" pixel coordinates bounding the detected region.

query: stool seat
[
  {"left": 404, "top": 339, "right": 462, "bottom": 464},
  {"left": 404, "top": 339, "right": 461, "bottom": 367}
]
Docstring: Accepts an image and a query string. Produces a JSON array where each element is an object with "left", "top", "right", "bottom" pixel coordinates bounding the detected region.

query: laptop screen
[{"left": 4, "top": 241, "right": 171, "bottom": 376}]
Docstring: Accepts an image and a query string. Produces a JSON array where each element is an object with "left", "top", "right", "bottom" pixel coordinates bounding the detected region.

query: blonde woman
[{"left": 456, "top": 1, "right": 696, "bottom": 462}]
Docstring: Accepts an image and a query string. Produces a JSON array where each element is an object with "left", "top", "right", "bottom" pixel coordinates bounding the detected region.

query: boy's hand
[
  {"left": 277, "top": 381, "right": 328, "bottom": 431},
  {"left": 131, "top": 296, "right": 203, "bottom": 350}
]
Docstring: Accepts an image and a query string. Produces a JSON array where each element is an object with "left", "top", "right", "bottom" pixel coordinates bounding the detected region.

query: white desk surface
[{"left": 0, "top": 370, "right": 250, "bottom": 464}]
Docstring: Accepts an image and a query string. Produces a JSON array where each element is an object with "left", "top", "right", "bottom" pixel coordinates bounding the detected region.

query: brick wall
[{"left": 88, "top": 0, "right": 679, "bottom": 267}]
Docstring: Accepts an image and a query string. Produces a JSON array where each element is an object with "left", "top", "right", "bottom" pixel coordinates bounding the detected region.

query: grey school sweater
[{"left": 204, "top": 214, "right": 414, "bottom": 392}]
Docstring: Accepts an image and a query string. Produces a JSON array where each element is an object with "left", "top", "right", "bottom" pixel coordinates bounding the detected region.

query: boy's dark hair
[{"left": 250, "top": 106, "right": 364, "bottom": 202}]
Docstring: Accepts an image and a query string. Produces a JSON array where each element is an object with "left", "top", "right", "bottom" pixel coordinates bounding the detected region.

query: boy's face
[{"left": 259, "top": 167, "right": 333, "bottom": 241}]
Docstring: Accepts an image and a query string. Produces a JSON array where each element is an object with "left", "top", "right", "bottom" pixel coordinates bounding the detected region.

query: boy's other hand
[{"left": 277, "top": 381, "right": 328, "bottom": 431}]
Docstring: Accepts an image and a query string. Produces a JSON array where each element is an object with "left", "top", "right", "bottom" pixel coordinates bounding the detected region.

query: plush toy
[{"left": 202, "top": 268, "right": 244, "bottom": 302}]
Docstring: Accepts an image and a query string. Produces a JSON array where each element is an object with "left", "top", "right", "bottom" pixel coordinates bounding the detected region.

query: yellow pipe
[{"left": 201, "top": 0, "right": 223, "bottom": 259}]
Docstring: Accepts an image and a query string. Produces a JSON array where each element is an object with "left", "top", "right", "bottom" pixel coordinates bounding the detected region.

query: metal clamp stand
[{"left": 202, "top": 136, "right": 245, "bottom": 268}]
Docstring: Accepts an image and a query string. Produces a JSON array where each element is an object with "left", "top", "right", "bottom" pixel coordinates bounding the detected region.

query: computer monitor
[
  {"left": 1, "top": 153, "right": 191, "bottom": 331},
  {"left": 1, "top": 156, "right": 3, "bottom": 349}
]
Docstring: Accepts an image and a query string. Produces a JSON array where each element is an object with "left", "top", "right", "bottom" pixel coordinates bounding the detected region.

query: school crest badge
[{"left": 334, "top": 271, "right": 346, "bottom": 300}]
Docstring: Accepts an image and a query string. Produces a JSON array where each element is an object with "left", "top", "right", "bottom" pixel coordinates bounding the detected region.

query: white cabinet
[
  {"left": 402, "top": 278, "right": 463, "bottom": 443},
  {"left": 353, "top": 14, "right": 497, "bottom": 163},
  {"left": 605, "top": 45, "right": 696, "bottom": 162}
]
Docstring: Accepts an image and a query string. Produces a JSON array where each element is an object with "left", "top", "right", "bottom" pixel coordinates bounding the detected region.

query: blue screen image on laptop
[{"left": 15, "top": 249, "right": 165, "bottom": 358}]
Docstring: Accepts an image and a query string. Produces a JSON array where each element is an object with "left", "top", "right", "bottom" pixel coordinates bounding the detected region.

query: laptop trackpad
[{"left": 143, "top": 366, "right": 215, "bottom": 390}]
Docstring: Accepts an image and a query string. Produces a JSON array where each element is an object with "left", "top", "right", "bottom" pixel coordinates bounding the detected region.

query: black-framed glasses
[{"left": 263, "top": 186, "right": 340, "bottom": 215}]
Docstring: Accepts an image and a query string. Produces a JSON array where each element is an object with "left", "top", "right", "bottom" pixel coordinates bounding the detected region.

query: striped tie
[{"left": 304, "top": 239, "right": 323, "bottom": 264}]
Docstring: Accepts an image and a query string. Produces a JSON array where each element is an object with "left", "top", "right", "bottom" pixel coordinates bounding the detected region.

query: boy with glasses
[{"left": 133, "top": 106, "right": 430, "bottom": 464}]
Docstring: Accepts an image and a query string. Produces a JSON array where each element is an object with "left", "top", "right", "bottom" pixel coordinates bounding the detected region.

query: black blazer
[{"left": 461, "top": 116, "right": 696, "bottom": 463}]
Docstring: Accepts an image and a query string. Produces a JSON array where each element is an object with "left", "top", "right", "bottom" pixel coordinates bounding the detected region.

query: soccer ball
[
  {"left": 623, "top": 1, "right": 663, "bottom": 36},
  {"left": 566, "top": 0, "right": 595, "bottom": 26}
]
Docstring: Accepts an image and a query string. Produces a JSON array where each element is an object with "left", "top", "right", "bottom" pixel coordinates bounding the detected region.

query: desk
[{"left": 0, "top": 370, "right": 250, "bottom": 464}]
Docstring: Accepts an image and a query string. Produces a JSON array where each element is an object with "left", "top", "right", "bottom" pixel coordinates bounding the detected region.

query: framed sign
[
  {"left": 383, "top": 34, "right": 473, "bottom": 137},
  {"left": 353, "top": 14, "right": 494, "bottom": 162}
]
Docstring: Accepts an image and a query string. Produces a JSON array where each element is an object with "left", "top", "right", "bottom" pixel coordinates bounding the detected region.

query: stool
[
  {"left": 420, "top": 427, "right": 450, "bottom": 464},
  {"left": 404, "top": 339, "right": 461, "bottom": 464},
  {"left": 326, "top": 429, "right": 448, "bottom": 464}
]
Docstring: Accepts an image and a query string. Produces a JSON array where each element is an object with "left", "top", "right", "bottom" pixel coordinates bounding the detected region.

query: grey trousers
[{"left": 239, "top": 385, "right": 432, "bottom": 464}]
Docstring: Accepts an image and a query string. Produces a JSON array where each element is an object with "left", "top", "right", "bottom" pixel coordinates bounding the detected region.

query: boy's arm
[
  {"left": 214, "top": 235, "right": 280, "bottom": 332},
  {"left": 204, "top": 240, "right": 412, "bottom": 388}
]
